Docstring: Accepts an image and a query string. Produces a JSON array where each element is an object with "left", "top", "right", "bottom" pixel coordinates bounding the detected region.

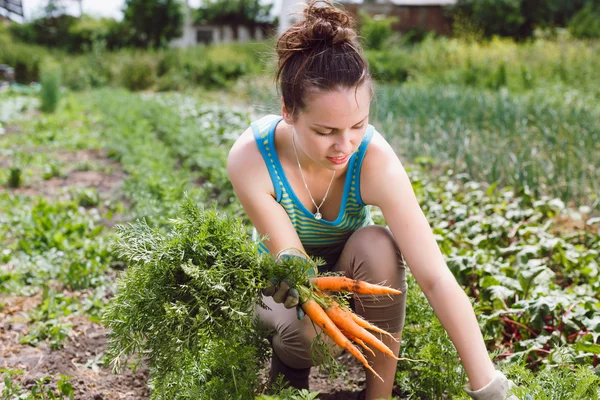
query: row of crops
[{"left": 1, "top": 87, "right": 599, "bottom": 398}]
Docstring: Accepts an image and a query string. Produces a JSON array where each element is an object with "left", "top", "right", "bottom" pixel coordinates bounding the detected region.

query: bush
[
  {"left": 39, "top": 60, "right": 62, "bottom": 113},
  {"left": 451, "top": 0, "right": 591, "bottom": 40},
  {"left": 366, "top": 49, "right": 412, "bottom": 83},
  {"left": 0, "top": 43, "right": 44, "bottom": 84},
  {"left": 569, "top": 3, "right": 600, "bottom": 39},
  {"left": 156, "top": 70, "right": 188, "bottom": 92},
  {"left": 120, "top": 55, "right": 156, "bottom": 91},
  {"left": 358, "top": 11, "right": 397, "bottom": 51}
]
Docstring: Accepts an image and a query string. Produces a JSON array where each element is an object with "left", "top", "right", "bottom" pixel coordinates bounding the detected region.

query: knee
[
  {"left": 273, "top": 317, "right": 320, "bottom": 369},
  {"left": 347, "top": 225, "right": 403, "bottom": 262}
]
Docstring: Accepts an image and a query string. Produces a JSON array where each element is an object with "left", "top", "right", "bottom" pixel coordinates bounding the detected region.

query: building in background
[
  {"left": 0, "top": 0, "right": 24, "bottom": 22},
  {"left": 346, "top": 0, "right": 457, "bottom": 36},
  {"left": 172, "top": 0, "right": 274, "bottom": 47},
  {"left": 278, "top": 0, "right": 307, "bottom": 36},
  {"left": 277, "top": 0, "right": 457, "bottom": 38}
]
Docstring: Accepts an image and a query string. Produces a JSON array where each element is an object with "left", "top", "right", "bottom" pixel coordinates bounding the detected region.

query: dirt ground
[{"left": 1, "top": 293, "right": 151, "bottom": 399}]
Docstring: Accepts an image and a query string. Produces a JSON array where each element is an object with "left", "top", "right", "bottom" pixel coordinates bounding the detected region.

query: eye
[
  {"left": 354, "top": 124, "right": 365, "bottom": 130},
  {"left": 315, "top": 130, "right": 332, "bottom": 136}
]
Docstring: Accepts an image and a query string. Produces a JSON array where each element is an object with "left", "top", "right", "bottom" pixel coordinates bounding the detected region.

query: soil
[
  {"left": 1, "top": 294, "right": 151, "bottom": 399},
  {"left": 2, "top": 148, "right": 126, "bottom": 204}
]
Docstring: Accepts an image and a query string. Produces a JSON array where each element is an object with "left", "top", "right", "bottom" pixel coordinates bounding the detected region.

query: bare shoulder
[
  {"left": 360, "top": 128, "right": 408, "bottom": 206},
  {"left": 227, "top": 126, "right": 275, "bottom": 197}
]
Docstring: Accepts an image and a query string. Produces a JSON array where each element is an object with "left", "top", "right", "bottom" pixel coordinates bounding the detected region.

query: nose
[{"left": 333, "top": 131, "right": 354, "bottom": 154}]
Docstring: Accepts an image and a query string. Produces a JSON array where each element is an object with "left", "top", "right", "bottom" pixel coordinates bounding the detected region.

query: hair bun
[{"left": 303, "top": 1, "right": 356, "bottom": 45}]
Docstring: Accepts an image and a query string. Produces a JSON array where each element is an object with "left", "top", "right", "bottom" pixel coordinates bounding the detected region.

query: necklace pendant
[{"left": 314, "top": 212, "right": 322, "bottom": 220}]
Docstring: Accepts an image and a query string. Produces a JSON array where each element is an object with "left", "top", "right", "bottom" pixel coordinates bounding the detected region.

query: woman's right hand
[
  {"left": 262, "top": 278, "right": 300, "bottom": 309},
  {"left": 262, "top": 247, "right": 317, "bottom": 319}
]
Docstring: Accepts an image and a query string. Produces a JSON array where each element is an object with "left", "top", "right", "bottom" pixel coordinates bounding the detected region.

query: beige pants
[{"left": 255, "top": 225, "right": 408, "bottom": 369}]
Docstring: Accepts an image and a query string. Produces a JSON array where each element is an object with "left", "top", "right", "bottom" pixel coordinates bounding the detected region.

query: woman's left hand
[{"left": 464, "top": 370, "right": 519, "bottom": 400}]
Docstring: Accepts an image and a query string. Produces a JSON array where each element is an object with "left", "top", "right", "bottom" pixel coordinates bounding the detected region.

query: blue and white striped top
[{"left": 251, "top": 114, "right": 374, "bottom": 270}]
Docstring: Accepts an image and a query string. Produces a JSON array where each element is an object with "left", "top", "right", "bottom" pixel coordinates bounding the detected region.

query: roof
[{"left": 388, "top": 0, "right": 457, "bottom": 5}]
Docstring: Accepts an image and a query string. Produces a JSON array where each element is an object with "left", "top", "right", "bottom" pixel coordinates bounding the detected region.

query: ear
[{"left": 281, "top": 97, "right": 294, "bottom": 125}]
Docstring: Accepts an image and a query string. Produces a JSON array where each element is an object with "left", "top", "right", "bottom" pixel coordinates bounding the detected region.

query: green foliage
[
  {"left": 451, "top": 0, "right": 524, "bottom": 38},
  {"left": 503, "top": 362, "right": 600, "bottom": 399},
  {"left": 396, "top": 275, "right": 467, "bottom": 398},
  {"left": 0, "top": 371, "right": 75, "bottom": 399},
  {"left": 569, "top": 3, "right": 600, "bottom": 39},
  {"left": 358, "top": 11, "right": 398, "bottom": 50},
  {"left": 123, "top": 0, "right": 184, "bottom": 49},
  {"left": 67, "top": 15, "right": 122, "bottom": 52},
  {"left": 0, "top": 195, "right": 113, "bottom": 292},
  {"left": 256, "top": 388, "right": 321, "bottom": 400},
  {"left": 39, "top": 60, "right": 62, "bottom": 113},
  {"left": 196, "top": 0, "right": 272, "bottom": 26},
  {"left": 7, "top": 167, "right": 22, "bottom": 188},
  {"left": 120, "top": 55, "right": 157, "bottom": 91},
  {"left": 365, "top": 49, "right": 411, "bottom": 83},
  {"left": 9, "top": 14, "right": 78, "bottom": 49},
  {"left": 102, "top": 199, "right": 306, "bottom": 398},
  {"left": 405, "top": 167, "right": 600, "bottom": 368},
  {"left": 372, "top": 83, "right": 600, "bottom": 209},
  {"left": 0, "top": 41, "right": 44, "bottom": 84},
  {"left": 451, "top": 0, "right": 590, "bottom": 39}
]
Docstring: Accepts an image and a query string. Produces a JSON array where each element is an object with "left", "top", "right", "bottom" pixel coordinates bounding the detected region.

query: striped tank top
[{"left": 251, "top": 114, "right": 374, "bottom": 270}]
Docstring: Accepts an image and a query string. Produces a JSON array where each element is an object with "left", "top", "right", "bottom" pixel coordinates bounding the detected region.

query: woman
[{"left": 227, "top": 1, "right": 516, "bottom": 399}]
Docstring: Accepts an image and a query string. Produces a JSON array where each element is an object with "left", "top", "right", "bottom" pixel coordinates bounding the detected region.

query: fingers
[
  {"left": 296, "top": 305, "right": 305, "bottom": 320},
  {"left": 284, "top": 288, "right": 299, "bottom": 308},
  {"left": 272, "top": 280, "right": 291, "bottom": 303},
  {"left": 261, "top": 278, "right": 278, "bottom": 297}
]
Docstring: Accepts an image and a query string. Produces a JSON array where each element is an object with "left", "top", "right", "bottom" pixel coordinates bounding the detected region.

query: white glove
[{"left": 464, "top": 370, "right": 519, "bottom": 400}]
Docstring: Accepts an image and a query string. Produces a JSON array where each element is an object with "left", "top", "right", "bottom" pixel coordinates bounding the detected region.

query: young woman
[{"left": 227, "top": 1, "right": 517, "bottom": 399}]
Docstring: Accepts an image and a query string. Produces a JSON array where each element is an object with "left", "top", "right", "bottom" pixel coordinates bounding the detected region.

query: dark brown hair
[{"left": 276, "top": 0, "right": 371, "bottom": 119}]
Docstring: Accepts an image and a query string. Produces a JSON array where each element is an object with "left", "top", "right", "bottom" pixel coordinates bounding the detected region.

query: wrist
[{"left": 275, "top": 247, "right": 316, "bottom": 276}]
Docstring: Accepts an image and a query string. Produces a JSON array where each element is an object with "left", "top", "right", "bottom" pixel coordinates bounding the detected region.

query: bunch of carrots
[{"left": 297, "top": 276, "right": 404, "bottom": 382}]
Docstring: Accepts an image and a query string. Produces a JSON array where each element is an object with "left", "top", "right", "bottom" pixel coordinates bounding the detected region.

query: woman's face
[{"left": 283, "top": 83, "right": 372, "bottom": 172}]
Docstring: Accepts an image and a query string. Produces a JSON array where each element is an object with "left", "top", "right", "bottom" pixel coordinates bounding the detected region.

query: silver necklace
[{"left": 291, "top": 129, "right": 336, "bottom": 220}]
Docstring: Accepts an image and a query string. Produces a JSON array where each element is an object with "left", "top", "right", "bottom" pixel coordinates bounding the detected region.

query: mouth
[{"left": 327, "top": 154, "right": 350, "bottom": 165}]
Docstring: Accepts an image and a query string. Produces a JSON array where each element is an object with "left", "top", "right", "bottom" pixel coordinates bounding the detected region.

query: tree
[
  {"left": 195, "top": 0, "right": 272, "bottom": 40},
  {"left": 451, "top": 0, "right": 591, "bottom": 40},
  {"left": 122, "top": 0, "right": 184, "bottom": 48}
]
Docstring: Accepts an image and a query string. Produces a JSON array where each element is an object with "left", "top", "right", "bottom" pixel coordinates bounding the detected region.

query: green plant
[
  {"left": 1, "top": 369, "right": 24, "bottom": 399},
  {"left": 120, "top": 55, "right": 156, "bottom": 91},
  {"left": 7, "top": 167, "right": 22, "bottom": 188},
  {"left": 102, "top": 199, "right": 310, "bottom": 399},
  {"left": 123, "top": 0, "right": 184, "bottom": 49},
  {"left": 568, "top": 3, "right": 600, "bottom": 39},
  {"left": 39, "top": 60, "right": 62, "bottom": 113},
  {"left": 71, "top": 187, "right": 100, "bottom": 207},
  {"left": 359, "top": 11, "right": 398, "bottom": 51},
  {"left": 42, "top": 163, "right": 62, "bottom": 180}
]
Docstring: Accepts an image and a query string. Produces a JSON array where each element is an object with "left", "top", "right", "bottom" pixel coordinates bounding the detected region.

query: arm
[
  {"left": 227, "top": 127, "right": 315, "bottom": 308},
  {"left": 360, "top": 133, "right": 496, "bottom": 390},
  {"left": 227, "top": 126, "right": 305, "bottom": 257}
]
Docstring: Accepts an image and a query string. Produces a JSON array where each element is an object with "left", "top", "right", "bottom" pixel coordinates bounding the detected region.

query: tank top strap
[
  {"left": 251, "top": 115, "right": 284, "bottom": 202},
  {"left": 351, "top": 125, "right": 374, "bottom": 207}
]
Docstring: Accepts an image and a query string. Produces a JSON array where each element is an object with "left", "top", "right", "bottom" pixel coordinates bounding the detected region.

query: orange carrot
[
  {"left": 301, "top": 298, "right": 384, "bottom": 382},
  {"left": 348, "top": 311, "right": 399, "bottom": 342},
  {"left": 311, "top": 277, "right": 402, "bottom": 295},
  {"left": 324, "top": 301, "right": 400, "bottom": 361},
  {"left": 339, "top": 328, "right": 376, "bottom": 357}
]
